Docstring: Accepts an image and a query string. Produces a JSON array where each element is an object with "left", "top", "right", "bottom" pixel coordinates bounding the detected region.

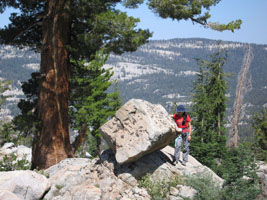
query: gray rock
[
  {"left": 0, "top": 170, "right": 50, "bottom": 200},
  {"left": 15, "top": 145, "right": 32, "bottom": 162},
  {"left": 257, "top": 161, "right": 267, "bottom": 199},
  {"left": 0, "top": 190, "right": 20, "bottom": 200},
  {"left": 0, "top": 143, "right": 31, "bottom": 163},
  {"left": 43, "top": 158, "right": 150, "bottom": 200},
  {"left": 167, "top": 195, "right": 183, "bottom": 200},
  {"left": 169, "top": 186, "right": 179, "bottom": 196},
  {"left": 101, "top": 145, "right": 224, "bottom": 188},
  {"left": 1, "top": 143, "right": 15, "bottom": 150},
  {"left": 176, "top": 185, "right": 197, "bottom": 199},
  {"left": 120, "top": 186, "right": 151, "bottom": 200},
  {"left": 100, "top": 99, "right": 178, "bottom": 165},
  {"left": 161, "top": 146, "right": 224, "bottom": 187}
]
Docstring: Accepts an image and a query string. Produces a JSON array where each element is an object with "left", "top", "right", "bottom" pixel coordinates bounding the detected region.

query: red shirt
[{"left": 172, "top": 114, "right": 191, "bottom": 133}]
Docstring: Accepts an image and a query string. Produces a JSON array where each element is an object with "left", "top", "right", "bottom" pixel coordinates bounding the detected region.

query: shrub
[
  {"left": 219, "top": 143, "right": 261, "bottom": 200},
  {"left": 183, "top": 174, "right": 222, "bottom": 200},
  {"left": 138, "top": 173, "right": 181, "bottom": 200},
  {"left": 0, "top": 153, "right": 31, "bottom": 171}
]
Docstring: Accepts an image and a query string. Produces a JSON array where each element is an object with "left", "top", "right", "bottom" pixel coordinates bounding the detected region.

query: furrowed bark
[{"left": 32, "top": 0, "right": 73, "bottom": 170}]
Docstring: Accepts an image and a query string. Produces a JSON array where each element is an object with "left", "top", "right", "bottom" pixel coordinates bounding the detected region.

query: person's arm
[
  {"left": 188, "top": 122, "right": 192, "bottom": 141},
  {"left": 170, "top": 114, "right": 182, "bottom": 132}
]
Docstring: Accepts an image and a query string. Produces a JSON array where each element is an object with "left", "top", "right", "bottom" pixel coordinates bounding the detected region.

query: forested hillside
[
  {"left": 105, "top": 38, "right": 267, "bottom": 139},
  {"left": 1, "top": 38, "right": 267, "bottom": 139}
]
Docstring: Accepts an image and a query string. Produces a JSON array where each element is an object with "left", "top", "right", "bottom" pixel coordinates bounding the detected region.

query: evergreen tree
[
  {"left": 220, "top": 143, "right": 261, "bottom": 200},
  {"left": 191, "top": 64, "right": 217, "bottom": 168},
  {"left": 12, "top": 72, "right": 40, "bottom": 144},
  {"left": 252, "top": 108, "right": 267, "bottom": 161},
  {"left": 0, "top": 0, "right": 241, "bottom": 169},
  {"left": 191, "top": 65, "right": 209, "bottom": 143},
  {"left": 0, "top": 79, "right": 11, "bottom": 110},
  {"left": 0, "top": 79, "right": 12, "bottom": 145},
  {"left": 171, "top": 101, "right": 178, "bottom": 114},
  {"left": 191, "top": 48, "right": 229, "bottom": 170},
  {"left": 69, "top": 51, "right": 121, "bottom": 157},
  {"left": 1, "top": 1, "right": 151, "bottom": 169}
]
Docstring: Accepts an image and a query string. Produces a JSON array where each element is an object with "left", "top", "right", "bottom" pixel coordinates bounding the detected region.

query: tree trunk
[
  {"left": 218, "top": 112, "right": 221, "bottom": 136},
  {"left": 72, "top": 123, "right": 87, "bottom": 154},
  {"left": 201, "top": 118, "right": 204, "bottom": 143},
  {"left": 97, "top": 136, "right": 101, "bottom": 157},
  {"left": 32, "top": 0, "right": 73, "bottom": 170}
]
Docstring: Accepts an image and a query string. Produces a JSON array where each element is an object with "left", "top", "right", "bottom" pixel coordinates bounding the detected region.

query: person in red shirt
[{"left": 170, "top": 105, "right": 191, "bottom": 166}]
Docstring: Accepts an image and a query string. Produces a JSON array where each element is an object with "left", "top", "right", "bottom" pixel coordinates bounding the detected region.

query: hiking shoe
[
  {"left": 172, "top": 160, "right": 178, "bottom": 165},
  {"left": 181, "top": 161, "right": 187, "bottom": 166}
]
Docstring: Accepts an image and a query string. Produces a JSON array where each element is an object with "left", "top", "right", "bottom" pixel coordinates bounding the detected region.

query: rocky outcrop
[
  {"left": 0, "top": 143, "right": 224, "bottom": 200},
  {"left": 43, "top": 158, "right": 150, "bottom": 200},
  {"left": 102, "top": 145, "right": 224, "bottom": 188},
  {"left": 42, "top": 145, "right": 223, "bottom": 200},
  {"left": 100, "top": 99, "right": 178, "bottom": 165}
]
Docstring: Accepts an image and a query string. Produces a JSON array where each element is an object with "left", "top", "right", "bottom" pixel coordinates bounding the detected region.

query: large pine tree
[
  {"left": 191, "top": 48, "right": 230, "bottom": 169},
  {"left": 0, "top": 0, "right": 241, "bottom": 169}
]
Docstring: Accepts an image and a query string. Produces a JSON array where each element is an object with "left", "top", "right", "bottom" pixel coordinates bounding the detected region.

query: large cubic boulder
[{"left": 100, "top": 99, "right": 178, "bottom": 164}]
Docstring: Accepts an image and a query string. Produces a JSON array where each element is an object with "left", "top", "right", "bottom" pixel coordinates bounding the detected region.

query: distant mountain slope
[
  {"left": 1, "top": 38, "right": 267, "bottom": 139},
  {"left": 0, "top": 45, "right": 40, "bottom": 119},
  {"left": 104, "top": 38, "right": 267, "bottom": 139}
]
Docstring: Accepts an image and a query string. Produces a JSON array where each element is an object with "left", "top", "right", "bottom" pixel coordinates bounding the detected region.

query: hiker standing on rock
[{"left": 170, "top": 105, "right": 191, "bottom": 166}]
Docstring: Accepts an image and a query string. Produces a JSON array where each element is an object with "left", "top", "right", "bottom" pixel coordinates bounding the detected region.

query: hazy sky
[{"left": 1, "top": 0, "right": 266, "bottom": 44}]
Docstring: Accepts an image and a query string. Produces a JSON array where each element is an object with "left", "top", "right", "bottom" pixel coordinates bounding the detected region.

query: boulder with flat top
[{"left": 100, "top": 99, "right": 178, "bottom": 165}]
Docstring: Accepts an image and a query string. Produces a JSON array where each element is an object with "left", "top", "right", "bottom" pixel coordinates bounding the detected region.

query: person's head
[{"left": 176, "top": 105, "right": 185, "bottom": 116}]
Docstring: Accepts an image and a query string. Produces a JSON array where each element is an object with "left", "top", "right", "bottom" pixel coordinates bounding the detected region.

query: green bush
[
  {"left": 184, "top": 164, "right": 261, "bottom": 200},
  {"left": 186, "top": 143, "right": 261, "bottom": 200},
  {"left": 0, "top": 153, "right": 31, "bottom": 171},
  {"left": 0, "top": 121, "right": 31, "bottom": 146},
  {"left": 138, "top": 173, "right": 181, "bottom": 200},
  {"left": 183, "top": 174, "right": 222, "bottom": 200},
  {"left": 221, "top": 178, "right": 261, "bottom": 200},
  {"left": 219, "top": 144, "right": 261, "bottom": 200}
]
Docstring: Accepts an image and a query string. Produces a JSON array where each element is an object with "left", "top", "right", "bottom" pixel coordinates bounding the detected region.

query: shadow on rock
[{"left": 100, "top": 147, "right": 180, "bottom": 186}]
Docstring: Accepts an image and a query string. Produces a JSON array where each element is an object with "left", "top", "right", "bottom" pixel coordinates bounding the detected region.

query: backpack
[{"left": 182, "top": 112, "right": 188, "bottom": 126}]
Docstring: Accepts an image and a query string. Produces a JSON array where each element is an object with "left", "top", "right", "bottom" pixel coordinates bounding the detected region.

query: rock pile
[{"left": 43, "top": 158, "right": 150, "bottom": 200}]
